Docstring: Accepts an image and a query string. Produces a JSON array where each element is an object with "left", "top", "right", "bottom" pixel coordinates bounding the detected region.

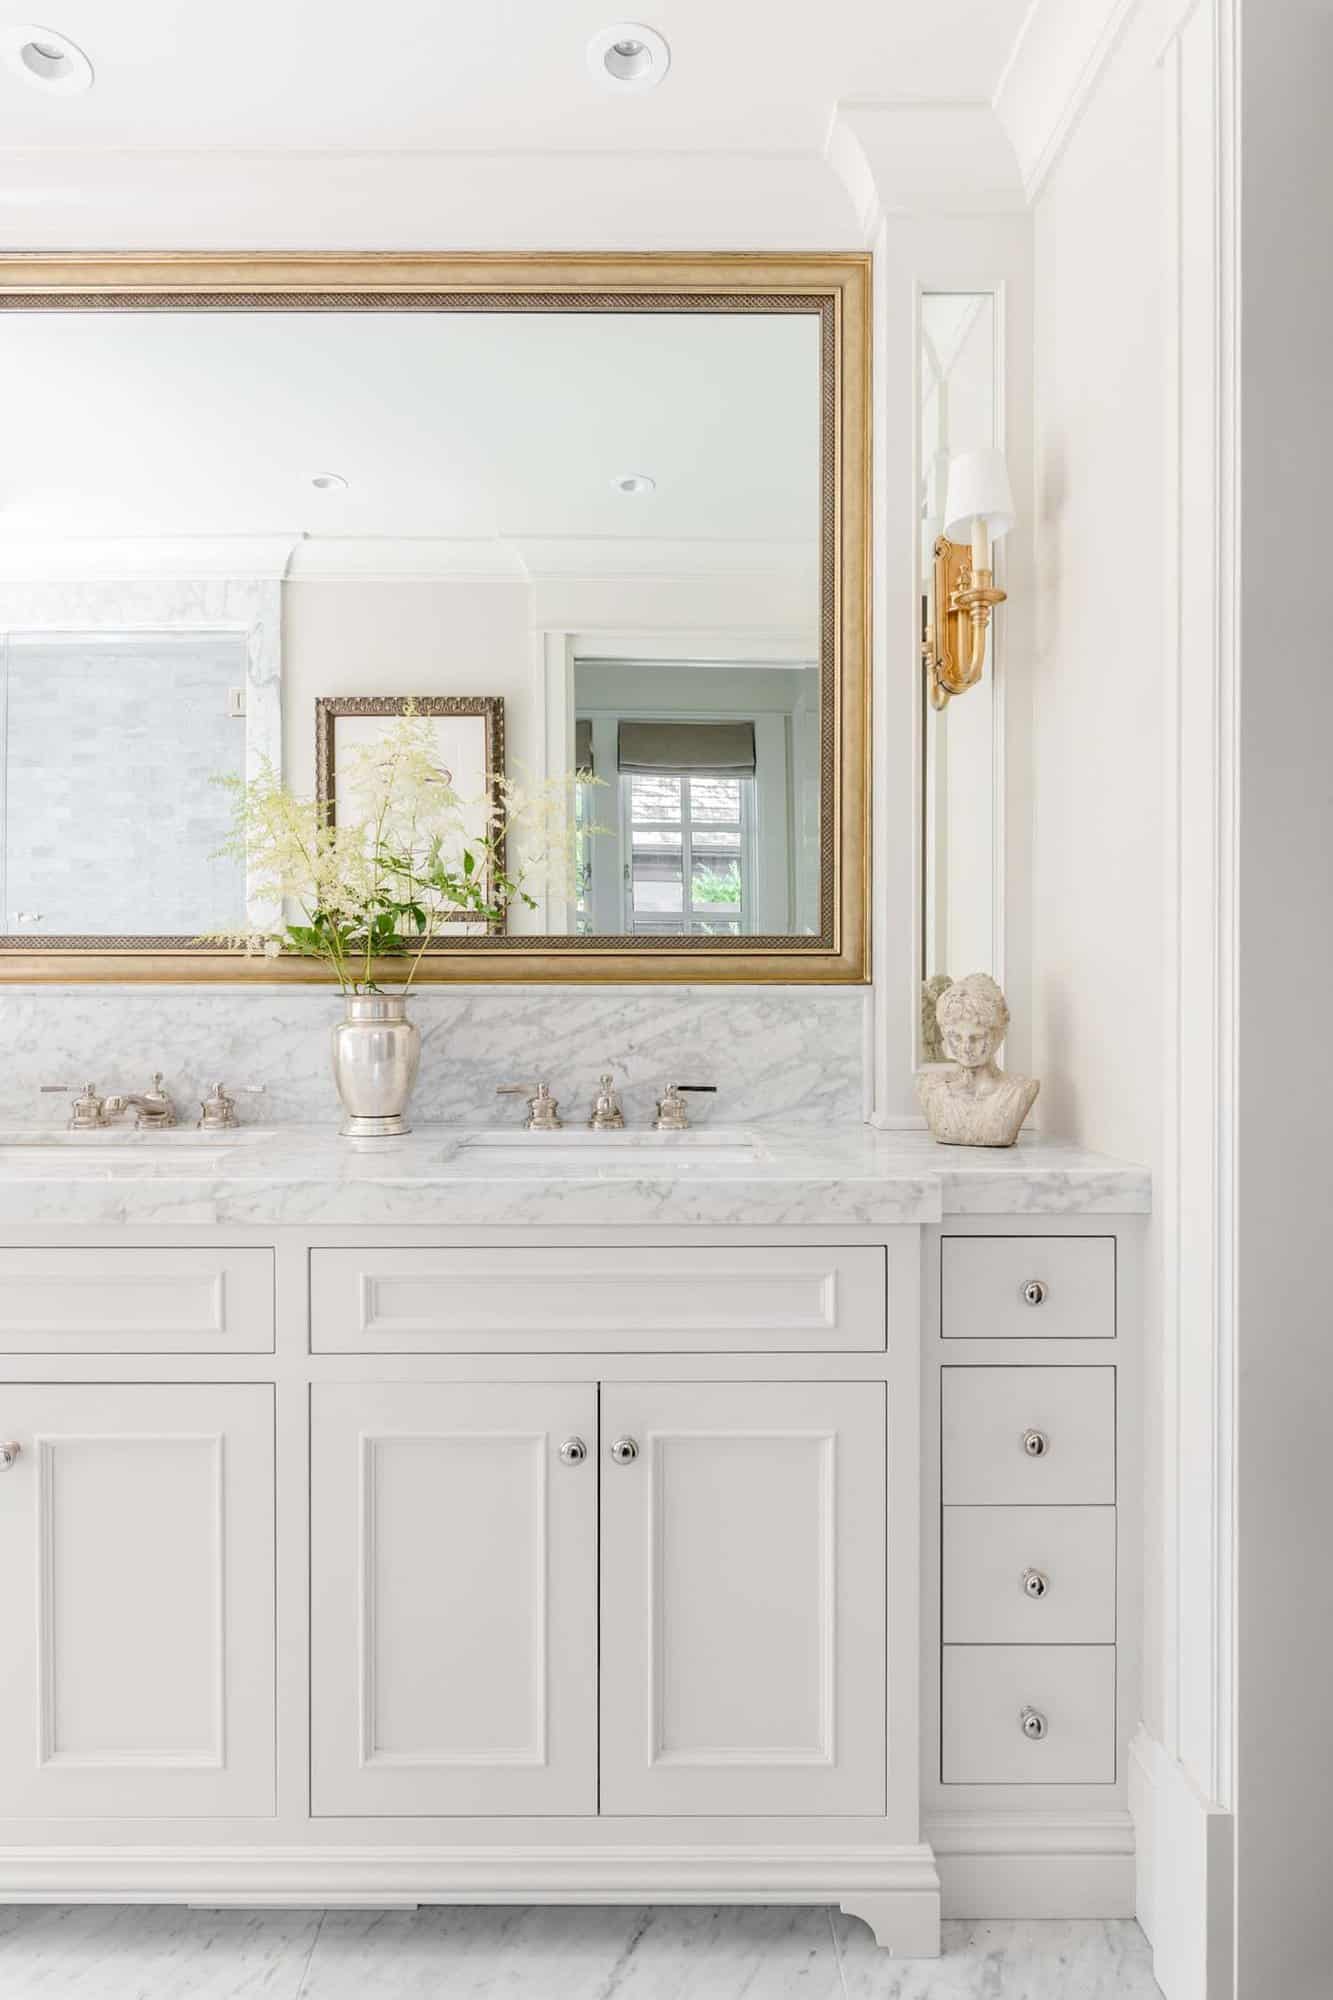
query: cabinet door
[
  {"left": 0, "top": 1384, "right": 274, "bottom": 1816},
  {"left": 599, "top": 1382, "right": 886, "bottom": 1816},
  {"left": 311, "top": 1382, "right": 597, "bottom": 1816}
]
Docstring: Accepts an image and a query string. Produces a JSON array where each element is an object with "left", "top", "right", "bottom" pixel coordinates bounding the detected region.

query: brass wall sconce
[{"left": 924, "top": 447, "right": 1014, "bottom": 710}]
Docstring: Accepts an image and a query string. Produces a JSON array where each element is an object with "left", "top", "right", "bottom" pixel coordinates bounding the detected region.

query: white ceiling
[
  {"left": 0, "top": 0, "right": 1032, "bottom": 154},
  {"left": 0, "top": 308, "right": 819, "bottom": 546}
]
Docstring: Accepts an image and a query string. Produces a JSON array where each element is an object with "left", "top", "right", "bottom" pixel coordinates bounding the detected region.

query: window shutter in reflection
[{"left": 617, "top": 720, "right": 757, "bottom": 777}]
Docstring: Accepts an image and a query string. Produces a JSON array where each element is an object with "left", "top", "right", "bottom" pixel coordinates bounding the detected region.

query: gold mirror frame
[{"left": 0, "top": 253, "right": 870, "bottom": 985}]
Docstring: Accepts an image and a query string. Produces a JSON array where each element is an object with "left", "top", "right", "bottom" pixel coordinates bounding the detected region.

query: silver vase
[{"left": 331, "top": 993, "right": 421, "bottom": 1137}]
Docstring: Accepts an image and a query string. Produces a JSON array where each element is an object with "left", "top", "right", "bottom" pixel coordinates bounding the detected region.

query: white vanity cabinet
[
  {"left": 311, "top": 1379, "right": 600, "bottom": 1817},
  {"left": 0, "top": 1381, "right": 275, "bottom": 1817},
  {"left": 0, "top": 1173, "right": 1144, "bottom": 1949},
  {"left": 923, "top": 1220, "right": 1140, "bottom": 1920},
  {"left": 311, "top": 1376, "right": 886, "bottom": 1822}
]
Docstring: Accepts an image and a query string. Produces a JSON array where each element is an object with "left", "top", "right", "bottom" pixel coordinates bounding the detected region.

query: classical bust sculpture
[{"left": 915, "top": 972, "right": 1039, "bottom": 1148}]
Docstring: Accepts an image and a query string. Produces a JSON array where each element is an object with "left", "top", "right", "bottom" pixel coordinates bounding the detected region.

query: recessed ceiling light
[
  {"left": 3, "top": 24, "right": 94, "bottom": 94},
  {"left": 586, "top": 21, "right": 670, "bottom": 92},
  {"left": 310, "top": 472, "right": 349, "bottom": 492},
  {"left": 611, "top": 472, "right": 656, "bottom": 496}
]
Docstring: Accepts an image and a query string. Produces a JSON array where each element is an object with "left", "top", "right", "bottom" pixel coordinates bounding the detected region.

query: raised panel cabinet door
[
  {"left": 310, "top": 1381, "right": 597, "bottom": 1817},
  {"left": 0, "top": 1384, "right": 274, "bottom": 1816},
  {"left": 599, "top": 1381, "right": 886, "bottom": 1816}
]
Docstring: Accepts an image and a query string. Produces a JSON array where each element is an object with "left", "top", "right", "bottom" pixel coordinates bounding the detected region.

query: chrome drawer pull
[
  {"left": 1020, "top": 1706, "right": 1048, "bottom": 1741},
  {"left": 1022, "top": 1279, "right": 1048, "bottom": 1306},
  {"left": 559, "top": 1438, "right": 587, "bottom": 1466},
  {"left": 1021, "top": 1568, "right": 1050, "bottom": 1600},
  {"left": 610, "top": 1436, "right": 639, "bottom": 1465},
  {"left": 1021, "top": 1428, "right": 1050, "bottom": 1458},
  {"left": 0, "top": 1441, "right": 19, "bottom": 1470}
]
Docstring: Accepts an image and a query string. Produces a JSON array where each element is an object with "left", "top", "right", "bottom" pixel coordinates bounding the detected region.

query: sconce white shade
[{"left": 944, "top": 447, "right": 1014, "bottom": 542}]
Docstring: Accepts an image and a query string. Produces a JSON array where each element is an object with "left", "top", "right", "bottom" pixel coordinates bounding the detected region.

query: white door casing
[
  {"left": 0, "top": 1383, "right": 274, "bottom": 1816},
  {"left": 599, "top": 1381, "right": 886, "bottom": 1816},
  {"left": 310, "top": 1381, "right": 597, "bottom": 1817}
]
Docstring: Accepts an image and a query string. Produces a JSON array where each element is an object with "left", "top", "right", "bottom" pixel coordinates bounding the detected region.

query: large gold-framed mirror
[{"left": 0, "top": 254, "right": 869, "bottom": 983}]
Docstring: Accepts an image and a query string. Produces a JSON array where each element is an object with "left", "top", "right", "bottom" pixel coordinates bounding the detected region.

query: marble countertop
[{"left": 0, "top": 1123, "right": 1150, "bottom": 1228}]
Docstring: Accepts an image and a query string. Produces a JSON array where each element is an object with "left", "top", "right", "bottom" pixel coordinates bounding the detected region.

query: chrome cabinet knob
[
  {"left": 1022, "top": 1279, "right": 1048, "bottom": 1306},
  {"left": 1021, "top": 1568, "right": 1050, "bottom": 1599},
  {"left": 610, "top": 1436, "right": 639, "bottom": 1465},
  {"left": 1022, "top": 1428, "right": 1050, "bottom": 1458},
  {"left": 559, "top": 1437, "right": 588, "bottom": 1466},
  {"left": 1020, "top": 1706, "right": 1048, "bottom": 1741},
  {"left": 0, "top": 1441, "right": 20, "bottom": 1470}
]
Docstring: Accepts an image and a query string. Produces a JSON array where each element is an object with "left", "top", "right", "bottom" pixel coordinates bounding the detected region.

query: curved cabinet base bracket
[{"left": 838, "top": 1887, "right": 941, "bottom": 1958}]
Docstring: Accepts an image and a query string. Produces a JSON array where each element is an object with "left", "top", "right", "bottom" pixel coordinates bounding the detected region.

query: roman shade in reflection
[
  {"left": 617, "top": 720, "right": 757, "bottom": 778},
  {"left": 575, "top": 718, "right": 594, "bottom": 774}
]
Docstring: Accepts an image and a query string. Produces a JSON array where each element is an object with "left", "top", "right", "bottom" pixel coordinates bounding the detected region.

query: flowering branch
[{"left": 212, "top": 708, "right": 592, "bottom": 993}]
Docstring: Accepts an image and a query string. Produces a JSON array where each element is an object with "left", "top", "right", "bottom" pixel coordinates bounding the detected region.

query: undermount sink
[
  {"left": 0, "top": 1128, "right": 271, "bottom": 1165},
  {"left": 454, "top": 1128, "right": 763, "bottom": 1170}
]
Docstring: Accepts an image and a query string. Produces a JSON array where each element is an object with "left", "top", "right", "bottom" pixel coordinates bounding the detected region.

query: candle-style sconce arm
[{"left": 924, "top": 534, "right": 1007, "bottom": 711}]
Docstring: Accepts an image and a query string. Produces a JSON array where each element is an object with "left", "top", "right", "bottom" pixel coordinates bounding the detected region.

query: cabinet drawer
[
  {"left": 942, "top": 1235, "right": 1115, "bottom": 1340},
  {"left": 943, "top": 1645, "right": 1116, "bottom": 1784},
  {"left": 943, "top": 1506, "right": 1116, "bottom": 1643},
  {"left": 0, "top": 1248, "right": 275, "bottom": 1353},
  {"left": 942, "top": 1367, "right": 1115, "bottom": 1505},
  {"left": 310, "top": 1246, "right": 886, "bottom": 1354}
]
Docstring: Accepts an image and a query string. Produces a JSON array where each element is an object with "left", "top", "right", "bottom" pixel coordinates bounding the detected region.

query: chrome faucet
[
  {"left": 652, "top": 1083, "right": 717, "bottom": 1131},
  {"left": 587, "top": 1072, "right": 625, "bottom": 1131},
  {"left": 197, "top": 1082, "right": 267, "bottom": 1131},
  {"left": 496, "top": 1081, "right": 563, "bottom": 1130},
  {"left": 42, "top": 1073, "right": 179, "bottom": 1131}
]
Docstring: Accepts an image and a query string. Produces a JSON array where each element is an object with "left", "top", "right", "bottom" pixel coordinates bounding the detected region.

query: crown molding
[
  {"left": 0, "top": 535, "right": 816, "bottom": 588},
  {"left": 0, "top": 536, "right": 300, "bottom": 583},
  {"left": 826, "top": 101, "right": 1026, "bottom": 236},
  {"left": 992, "top": 0, "right": 1146, "bottom": 201}
]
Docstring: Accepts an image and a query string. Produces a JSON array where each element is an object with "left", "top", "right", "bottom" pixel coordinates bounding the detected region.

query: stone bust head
[{"left": 935, "top": 972, "right": 1009, "bottom": 1071}]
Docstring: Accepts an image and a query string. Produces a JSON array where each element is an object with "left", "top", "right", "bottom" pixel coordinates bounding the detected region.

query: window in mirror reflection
[
  {"left": 573, "top": 657, "right": 819, "bottom": 937},
  {"left": 920, "top": 292, "right": 998, "bottom": 1014}
]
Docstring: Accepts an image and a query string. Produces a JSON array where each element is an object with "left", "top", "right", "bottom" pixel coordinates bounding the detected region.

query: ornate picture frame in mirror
[{"left": 316, "top": 694, "right": 507, "bottom": 938}]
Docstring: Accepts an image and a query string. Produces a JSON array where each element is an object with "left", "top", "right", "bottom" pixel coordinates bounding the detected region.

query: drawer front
[
  {"left": 942, "top": 1645, "right": 1116, "bottom": 1784},
  {"left": 942, "top": 1366, "right": 1115, "bottom": 1505},
  {"left": 310, "top": 1245, "right": 886, "bottom": 1354},
  {"left": 0, "top": 1248, "right": 275, "bottom": 1353},
  {"left": 942, "top": 1235, "right": 1115, "bottom": 1340},
  {"left": 943, "top": 1506, "right": 1116, "bottom": 1644}
]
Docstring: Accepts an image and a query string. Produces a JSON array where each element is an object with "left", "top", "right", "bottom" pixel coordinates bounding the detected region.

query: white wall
[
  {"left": 1031, "top": 4, "right": 1257, "bottom": 1996},
  {"left": 1031, "top": 0, "right": 1165, "bottom": 1729},
  {"left": 283, "top": 578, "right": 535, "bottom": 796}
]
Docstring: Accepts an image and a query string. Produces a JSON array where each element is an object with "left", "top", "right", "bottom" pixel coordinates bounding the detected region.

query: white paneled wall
[{"left": 1030, "top": 2, "right": 1239, "bottom": 1996}]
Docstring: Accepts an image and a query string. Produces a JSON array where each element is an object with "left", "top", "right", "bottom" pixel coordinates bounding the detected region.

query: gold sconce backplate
[{"left": 924, "top": 535, "right": 1006, "bottom": 710}]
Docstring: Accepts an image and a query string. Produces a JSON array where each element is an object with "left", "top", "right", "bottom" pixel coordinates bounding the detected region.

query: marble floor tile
[
  {"left": 833, "top": 1915, "right": 1163, "bottom": 1999},
  {"left": 300, "top": 1903, "right": 845, "bottom": 1998},
  {"left": 0, "top": 1903, "right": 322, "bottom": 1998},
  {"left": 0, "top": 1906, "right": 1164, "bottom": 1999}
]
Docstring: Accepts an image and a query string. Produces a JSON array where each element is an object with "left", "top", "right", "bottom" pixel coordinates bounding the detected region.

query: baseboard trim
[
  {"left": 924, "top": 1811, "right": 1135, "bottom": 1918},
  {"left": 1129, "top": 1730, "right": 1234, "bottom": 2000}
]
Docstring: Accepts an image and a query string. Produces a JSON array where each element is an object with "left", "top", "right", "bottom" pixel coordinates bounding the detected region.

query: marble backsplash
[{"left": 0, "top": 985, "right": 869, "bottom": 1129}]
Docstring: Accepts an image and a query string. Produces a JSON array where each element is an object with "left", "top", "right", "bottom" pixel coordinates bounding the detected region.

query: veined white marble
[
  {"left": 0, "top": 1121, "right": 1149, "bottom": 1228},
  {"left": 0, "top": 984, "right": 867, "bottom": 1130},
  {"left": 0, "top": 1906, "right": 1164, "bottom": 1998}
]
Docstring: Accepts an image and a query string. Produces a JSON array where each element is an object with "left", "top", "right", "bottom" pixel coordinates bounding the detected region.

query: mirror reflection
[{"left": 0, "top": 305, "right": 824, "bottom": 948}]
